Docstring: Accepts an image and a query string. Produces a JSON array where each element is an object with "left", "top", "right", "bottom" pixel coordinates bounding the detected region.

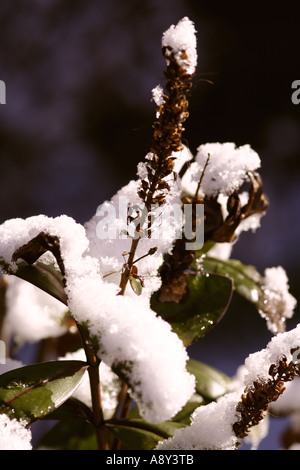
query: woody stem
[{"left": 76, "top": 322, "right": 109, "bottom": 450}]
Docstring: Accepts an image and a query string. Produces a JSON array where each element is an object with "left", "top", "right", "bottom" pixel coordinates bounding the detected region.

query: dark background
[{"left": 1, "top": 1, "right": 300, "bottom": 450}]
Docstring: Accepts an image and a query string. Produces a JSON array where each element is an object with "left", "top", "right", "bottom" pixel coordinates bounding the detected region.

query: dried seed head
[{"left": 233, "top": 355, "right": 300, "bottom": 441}]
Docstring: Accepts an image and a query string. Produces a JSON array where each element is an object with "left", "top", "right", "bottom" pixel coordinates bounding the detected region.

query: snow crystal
[
  {"left": 181, "top": 142, "right": 261, "bottom": 198},
  {"left": 0, "top": 414, "right": 32, "bottom": 450},
  {"left": 162, "top": 17, "right": 197, "bottom": 75},
  {"left": 4, "top": 275, "right": 67, "bottom": 344},
  {"left": 156, "top": 392, "right": 240, "bottom": 450}
]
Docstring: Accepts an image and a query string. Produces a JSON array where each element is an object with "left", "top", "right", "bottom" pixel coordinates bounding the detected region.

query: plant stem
[
  {"left": 118, "top": 237, "right": 140, "bottom": 295},
  {"left": 111, "top": 382, "right": 132, "bottom": 450},
  {"left": 88, "top": 362, "right": 109, "bottom": 450},
  {"left": 76, "top": 322, "right": 109, "bottom": 450}
]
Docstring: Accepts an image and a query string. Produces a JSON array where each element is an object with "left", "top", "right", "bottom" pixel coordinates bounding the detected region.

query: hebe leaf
[
  {"left": 150, "top": 272, "right": 233, "bottom": 346},
  {"left": 0, "top": 360, "right": 87, "bottom": 423},
  {"left": 37, "top": 419, "right": 97, "bottom": 450},
  {"left": 129, "top": 275, "right": 143, "bottom": 296},
  {"left": 202, "top": 256, "right": 263, "bottom": 305},
  {"left": 186, "top": 359, "right": 231, "bottom": 401},
  {"left": 106, "top": 418, "right": 185, "bottom": 450}
]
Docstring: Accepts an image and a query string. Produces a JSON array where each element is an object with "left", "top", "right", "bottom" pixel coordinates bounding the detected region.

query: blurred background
[{"left": 0, "top": 0, "right": 300, "bottom": 450}]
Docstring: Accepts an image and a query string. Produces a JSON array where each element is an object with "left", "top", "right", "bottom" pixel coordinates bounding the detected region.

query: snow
[
  {"left": 0, "top": 214, "right": 89, "bottom": 273},
  {"left": 4, "top": 275, "right": 68, "bottom": 344},
  {"left": 205, "top": 242, "right": 233, "bottom": 260},
  {"left": 152, "top": 84, "right": 165, "bottom": 107},
  {"left": 242, "top": 324, "right": 300, "bottom": 387},
  {"left": 262, "top": 266, "right": 297, "bottom": 320},
  {"left": 172, "top": 145, "right": 194, "bottom": 174},
  {"left": 157, "top": 323, "right": 300, "bottom": 450},
  {"left": 85, "top": 145, "right": 194, "bottom": 298},
  {"left": 243, "top": 416, "right": 270, "bottom": 450},
  {"left": 0, "top": 414, "right": 32, "bottom": 450},
  {"left": 85, "top": 172, "right": 185, "bottom": 297},
  {"left": 0, "top": 213, "right": 195, "bottom": 423},
  {"left": 68, "top": 275, "right": 196, "bottom": 423},
  {"left": 156, "top": 392, "right": 240, "bottom": 450},
  {"left": 162, "top": 17, "right": 197, "bottom": 75},
  {"left": 270, "top": 377, "right": 300, "bottom": 416},
  {"left": 181, "top": 142, "right": 261, "bottom": 198}
]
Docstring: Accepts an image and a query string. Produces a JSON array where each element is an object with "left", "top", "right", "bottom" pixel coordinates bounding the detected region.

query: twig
[{"left": 76, "top": 322, "right": 109, "bottom": 450}]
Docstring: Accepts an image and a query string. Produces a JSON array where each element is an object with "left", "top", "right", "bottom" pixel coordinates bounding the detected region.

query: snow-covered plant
[{"left": 0, "top": 17, "right": 299, "bottom": 451}]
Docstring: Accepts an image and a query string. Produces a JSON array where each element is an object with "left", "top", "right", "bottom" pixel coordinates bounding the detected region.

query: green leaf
[
  {"left": 129, "top": 276, "right": 143, "bottom": 296},
  {"left": 0, "top": 360, "right": 87, "bottom": 423},
  {"left": 41, "top": 397, "right": 93, "bottom": 422},
  {"left": 15, "top": 261, "right": 68, "bottom": 305},
  {"left": 150, "top": 273, "right": 233, "bottom": 346},
  {"left": 202, "top": 256, "right": 291, "bottom": 333},
  {"left": 194, "top": 240, "right": 216, "bottom": 258},
  {"left": 186, "top": 359, "right": 231, "bottom": 401},
  {"left": 1, "top": 231, "right": 68, "bottom": 305},
  {"left": 106, "top": 418, "right": 186, "bottom": 450},
  {"left": 128, "top": 393, "right": 204, "bottom": 426},
  {"left": 202, "top": 256, "right": 262, "bottom": 305},
  {"left": 0, "top": 258, "right": 68, "bottom": 306},
  {"left": 37, "top": 419, "right": 97, "bottom": 450}
]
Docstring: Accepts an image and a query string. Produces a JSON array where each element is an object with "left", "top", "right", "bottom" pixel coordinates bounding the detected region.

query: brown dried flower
[
  {"left": 233, "top": 352, "right": 300, "bottom": 441},
  {"left": 138, "top": 47, "right": 194, "bottom": 211}
]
